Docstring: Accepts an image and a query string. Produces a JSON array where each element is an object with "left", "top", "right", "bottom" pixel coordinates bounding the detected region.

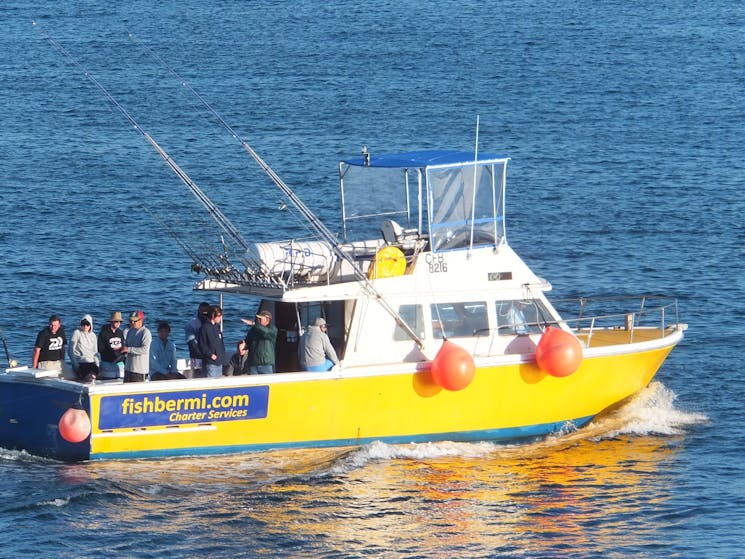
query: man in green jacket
[{"left": 243, "top": 310, "right": 277, "bottom": 374}]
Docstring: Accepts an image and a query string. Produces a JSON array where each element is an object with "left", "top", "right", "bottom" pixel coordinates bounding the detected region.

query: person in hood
[{"left": 68, "top": 314, "right": 100, "bottom": 383}]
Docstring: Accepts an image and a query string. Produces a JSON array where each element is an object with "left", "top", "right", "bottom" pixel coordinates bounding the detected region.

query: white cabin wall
[{"left": 342, "top": 296, "right": 428, "bottom": 367}]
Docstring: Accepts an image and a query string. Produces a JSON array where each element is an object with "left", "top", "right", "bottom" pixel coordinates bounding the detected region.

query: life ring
[{"left": 369, "top": 246, "right": 406, "bottom": 279}]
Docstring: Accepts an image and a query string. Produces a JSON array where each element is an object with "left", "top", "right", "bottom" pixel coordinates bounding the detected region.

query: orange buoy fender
[
  {"left": 431, "top": 340, "right": 475, "bottom": 391},
  {"left": 58, "top": 407, "right": 91, "bottom": 444},
  {"left": 535, "top": 326, "right": 583, "bottom": 377}
]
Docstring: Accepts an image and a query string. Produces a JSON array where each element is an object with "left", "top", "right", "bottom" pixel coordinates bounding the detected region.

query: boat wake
[
  {"left": 327, "top": 381, "right": 708, "bottom": 473},
  {"left": 0, "top": 447, "right": 56, "bottom": 464},
  {"left": 592, "top": 380, "right": 708, "bottom": 438}
]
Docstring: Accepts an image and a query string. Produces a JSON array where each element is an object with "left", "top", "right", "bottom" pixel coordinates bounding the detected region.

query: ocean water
[{"left": 0, "top": 1, "right": 743, "bottom": 557}]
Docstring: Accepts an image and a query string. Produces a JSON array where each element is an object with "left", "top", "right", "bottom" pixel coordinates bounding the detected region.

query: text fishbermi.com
[{"left": 121, "top": 393, "right": 251, "bottom": 416}]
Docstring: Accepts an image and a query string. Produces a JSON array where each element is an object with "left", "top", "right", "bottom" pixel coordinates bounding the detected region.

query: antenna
[{"left": 468, "top": 114, "right": 480, "bottom": 253}]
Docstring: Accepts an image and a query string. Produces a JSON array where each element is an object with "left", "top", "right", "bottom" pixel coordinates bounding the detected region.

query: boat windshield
[{"left": 340, "top": 150, "right": 507, "bottom": 252}]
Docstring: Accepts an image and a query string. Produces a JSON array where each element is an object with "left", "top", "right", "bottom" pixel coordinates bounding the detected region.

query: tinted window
[
  {"left": 495, "top": 300, "right": 547, "bottom": 335},
  {"left": 394, "top": 304, "right": 425, "bottom": 341},
  {"left": 431, "top": 302, "right": 488, "bottom": 338}
]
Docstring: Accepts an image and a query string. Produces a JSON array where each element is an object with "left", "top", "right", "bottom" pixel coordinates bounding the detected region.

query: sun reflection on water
[{"left": 49, "top": 382, "right": 702, "bottom": 557}]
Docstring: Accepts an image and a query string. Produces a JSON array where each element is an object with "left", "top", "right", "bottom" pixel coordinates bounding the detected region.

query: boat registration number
[{"left": 425, "top": 253, "right": 448, "bottom": 274}]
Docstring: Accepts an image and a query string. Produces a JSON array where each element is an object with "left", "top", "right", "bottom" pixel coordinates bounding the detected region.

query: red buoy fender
[
  {"left": 58, "top": 407, "right": 91, "bottom": 444},
  {"left": 535, "top": 326, "right": 583, "bottom": 377},
  {"left": 431, "top": 340, "right": 476, "bottom": 391}
]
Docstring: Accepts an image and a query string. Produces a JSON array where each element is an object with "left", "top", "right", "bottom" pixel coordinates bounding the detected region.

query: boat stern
[{"left": 0, "top": 369, "right": 91, "bottom": 461}]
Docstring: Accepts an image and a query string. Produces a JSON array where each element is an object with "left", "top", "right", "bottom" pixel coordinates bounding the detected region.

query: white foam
[
  {"left": 600, "top": 381, "right": 708, "bottom": 438},
  {"left": 327, "top": 381, "right": 706, "bottom": 473},
  {"left": 37, "top": 497, "right": 70, "bottom": 508}
]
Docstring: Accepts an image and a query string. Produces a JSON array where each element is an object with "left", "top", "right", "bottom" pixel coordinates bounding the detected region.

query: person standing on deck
[
  {"left": 242, "top": 310, "right": 277, "bottom": 374},
  {"left": 123, "top": 310, "right": 151, "bottom": 383},
  {"left": 98, "top": 311, "right": 126, "bottom": 379},
  {"left": 299, "top": 317, "right": 339, "bottom": 372},
  {"left": 185, "top": 301, "right": 210, "bottom": 378},
  {"left": 198, "top": 305, "right": 226, "bottom": 378},
  {"left": 150, "top": 321, "right": 181, "bottom": 380},
  {"left": 32, "top": 314, "right": 70, "bottom": 375},
  {"left": 68, "top": 314, "right": 99, "bottom": 382}
]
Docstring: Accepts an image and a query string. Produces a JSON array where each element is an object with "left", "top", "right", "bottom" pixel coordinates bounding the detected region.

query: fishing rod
[
  {"left": 33, "top": 21, "right": 250, "bottom": 254},
  {"left": 129, "top": 33, "right": 425, "bottom": 348},
  {"left": 128, "top": 33, "right": 338, "bottom": 245},
  {"left": 0, "top": 324, "right": 17, "bottom": 368},
  {"left": 141, "top": 205, "right": 231, "bottom": 275}
]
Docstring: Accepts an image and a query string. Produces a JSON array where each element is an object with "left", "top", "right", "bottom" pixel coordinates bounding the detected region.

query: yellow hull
[{"left": 88, "top": 337, "right": 675, "bottom": 460}]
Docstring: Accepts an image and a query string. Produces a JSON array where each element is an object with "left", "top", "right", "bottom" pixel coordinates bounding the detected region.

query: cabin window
[
  {"left": 393, "top": 304, "right": 425, "bottom": 341},
  {"left": 495, "top": 300, "right": 549, "bottom": 335},
  {"left": 431, "top": 301, "right": 488, "bottom": 338}
]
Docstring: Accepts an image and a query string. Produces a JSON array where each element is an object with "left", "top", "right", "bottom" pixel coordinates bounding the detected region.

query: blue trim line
[
  {"left": 343, "top": 150, "right": 505, "bottom": 168},
  {"left": 90, "top": 415, "right": 595, "bottom": 461}
]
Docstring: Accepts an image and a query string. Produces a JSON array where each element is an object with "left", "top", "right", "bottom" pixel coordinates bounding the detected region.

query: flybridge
[
  {"left": 233, "top": 151, "right": 510, "bottom": 292},
  {"left": 339, "top": 150, "right": 508, "bottom": 252}
]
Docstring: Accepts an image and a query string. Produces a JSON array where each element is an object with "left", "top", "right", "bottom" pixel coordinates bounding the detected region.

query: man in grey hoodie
[
  {"left": 123, "top": 310, "right": 152, "bottom": 383},
  {"left": 68, "top": 314, "right": 100, "bottom": 383},
  {"left": 298, "top": 317, "right": 340, "bottom": 372}
]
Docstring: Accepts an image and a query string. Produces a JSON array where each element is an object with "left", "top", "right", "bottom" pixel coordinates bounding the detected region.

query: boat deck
[{"left": 577, "top": 326, "right": 681, "bottom": 348}]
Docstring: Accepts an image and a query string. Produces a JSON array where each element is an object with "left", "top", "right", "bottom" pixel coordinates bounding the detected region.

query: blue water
[{"left": 1, "top": 0, "right": 743, "bottom": 557}]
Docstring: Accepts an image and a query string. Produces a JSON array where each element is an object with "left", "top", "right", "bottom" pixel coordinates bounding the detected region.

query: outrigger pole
[
  {"left": 129, "top": 33, "right": 426, "bottom": 349},
  {"left": 32, "top": 22, "right": 249, "bottom": 255},
  {"left": 140, "top": 205, "right": 232, "bottom": 274}
]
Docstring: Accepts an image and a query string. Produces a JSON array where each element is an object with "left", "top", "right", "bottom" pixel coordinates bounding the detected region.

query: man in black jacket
[{"left": 198, "top": 305, "right": 226, "bottom": 378}]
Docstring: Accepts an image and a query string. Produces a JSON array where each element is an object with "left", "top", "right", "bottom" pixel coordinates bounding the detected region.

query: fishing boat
[
  {"left": 0, "top": 147, "right": 684, "bottom": 461},
  {"left": 0, "top": 28, "right": 684, "bottom": 461}
]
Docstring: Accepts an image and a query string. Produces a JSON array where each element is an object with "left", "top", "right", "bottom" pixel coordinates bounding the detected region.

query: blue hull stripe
[{"left": 90, "top": 416, "right": 594, "bottom": 460}]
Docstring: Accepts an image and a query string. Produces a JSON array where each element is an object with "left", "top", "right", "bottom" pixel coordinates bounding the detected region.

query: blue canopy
[{"left": 343, "top": 150, "right": 505, "bottom": 168}]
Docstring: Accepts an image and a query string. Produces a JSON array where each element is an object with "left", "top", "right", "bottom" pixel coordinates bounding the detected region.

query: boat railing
[
  {"left": 471, "top": 295, "right": 680, "bottom": 356},
  {"left": 551, "top": 295, "right": 681, "bottom": 347}
]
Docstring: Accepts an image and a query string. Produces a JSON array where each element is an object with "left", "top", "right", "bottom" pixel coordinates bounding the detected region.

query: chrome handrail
[{"left": 550, "top": 296, "right": 680, "bottom": 347}]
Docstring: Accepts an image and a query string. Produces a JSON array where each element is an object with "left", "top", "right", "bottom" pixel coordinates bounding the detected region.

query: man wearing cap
[
  {"left": 32, "top": 314, "right": 70, "bottom": 375},
  {"left": 123, "top": 310, "right": 152, "bottom": 383},
  {"left": 243, "top": 309, "right": 277, "bottom": 374},
  {"left": 299, "top": 317, "right": 340, "bottom": 372},
  {"left": 99, "top": 311, "right": 126, "bottom": 379}
]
